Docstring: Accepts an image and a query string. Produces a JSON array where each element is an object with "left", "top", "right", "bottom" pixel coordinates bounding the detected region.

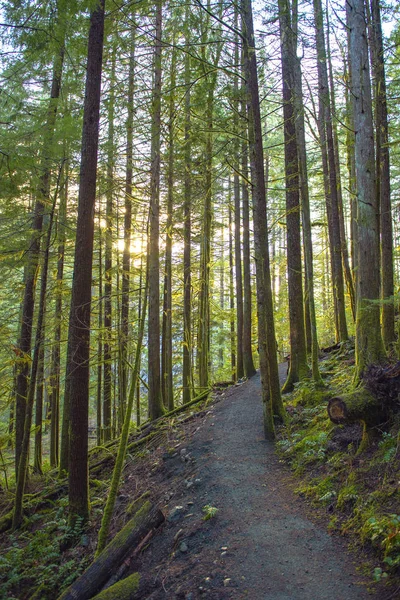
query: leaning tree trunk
[
  {"left": 13, "top": 194, "right": 57, "bottom": 529},
  {"left": 14, "top": 18, "right": 66, "bottom": 478},
  {"left": 347, "top": 0, "right": 385, "bottom": 380},
  {"left": 66, "top": 0, "right": 105, "bottom": 525},
  {"left": 96, "top": 264, "right": 149, "bottom": 556}
]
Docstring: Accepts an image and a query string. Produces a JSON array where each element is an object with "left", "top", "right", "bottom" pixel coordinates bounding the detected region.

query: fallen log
[
  {"left": 58, "top": 502, "right": 164, "bottom": 600},
  {"left": 328, "top": 391, "right": 385, "bottom": 454},
  {"left": 327, "top": 389, "right": 387, "bottom": 428},
  {"left": 91, "top": 573, "right": 140, "bottom": 600}
]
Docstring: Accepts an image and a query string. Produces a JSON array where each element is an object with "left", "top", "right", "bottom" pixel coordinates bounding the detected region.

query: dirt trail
[{"left": 134, "top": 371, "right": 378, "bottom": 599}]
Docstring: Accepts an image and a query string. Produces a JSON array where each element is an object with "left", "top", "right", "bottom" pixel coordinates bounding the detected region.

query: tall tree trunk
[
  {"left": 148, "top": 0, "right": 164, "bottom": 420},
  {"left": 233, "top": 7, "right": 244, "bottom": 381},
  {"left": 96, "top": 259, "right": 149, "bottom": 556},
  {"left": 313, "top": 0, "right": 348, "bottom": 342},
  {"left": 97, "top": 221, "right": 103, "bottom": 446},
  {"left": 278, "top": 0, "right": 309, "bottom": 393},
  {"left": 182, "top": 5, "right": 192, "bottom": 403},
  {"left": 241, "top": 130, "right": 256, "bottom": 378},
  {"left": 325, "top": 8, "right": 356, "bottom": 321},
  {"left": 369, "top": 0, "right": 395, "bottom": 348},
  {"left": 242, "top": 0, "right": 285, "bottom": 437},
  {"left": 66, "top": 0, "right": 105, "bottom": 525},
  {"left": 48, "top": 160, "right": 68, "bottom": 468},
  {"left": 103, "top": 45, "right": 116, "bottom": 443},
  {"left": 161, "top": 42, "right": 176, "bottom": 411},
  {"left": 33, "top": 342, "right": 45, "bottom": 474},
  {"left": 291, "top": 4, "right": 323, "bottom": 385},
  {"left": 229, "top": 198, "right": 236, "bottom": 378},
  {"left": 14, "top": 17, "right": 66, "bottom": 478},
  {"left": 120, "top": 26, "right": 136, "bottom": 431},
  {"left": 13, "top": 193, "right": 57, "bottom": 528},
  {"left": 198, "top": 88, "right": 213, "bottom": 390},
  {"left": 346, "top": 0, "right": 385, "bottom": 380}
]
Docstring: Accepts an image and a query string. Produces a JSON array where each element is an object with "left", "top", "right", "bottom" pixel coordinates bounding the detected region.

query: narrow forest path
[{"left": 133, "top": 369, "right": 378, "bottom": 599}]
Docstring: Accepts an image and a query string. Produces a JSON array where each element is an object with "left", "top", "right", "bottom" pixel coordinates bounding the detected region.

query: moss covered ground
[{"left": 277, "top": 347, "right": 400, "bottom": 588}]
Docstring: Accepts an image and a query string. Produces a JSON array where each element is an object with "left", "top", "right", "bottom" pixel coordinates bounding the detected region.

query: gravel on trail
[{"left": 134, "top": 371, "right": 379, "bottom": 599}]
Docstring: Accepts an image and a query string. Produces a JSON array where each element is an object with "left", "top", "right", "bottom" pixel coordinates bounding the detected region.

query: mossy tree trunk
[
  {"left": 347, "top": 0, "right": 386, "bottom": 381},
  {"left": 242, "top": 0, "right": 285, "bottom": 436},
  {"left": 278, "top": 0, "right": 310, "bottom": 393},
  {"left": 369, "top": 0, "right": 395, "bottom": 348}
]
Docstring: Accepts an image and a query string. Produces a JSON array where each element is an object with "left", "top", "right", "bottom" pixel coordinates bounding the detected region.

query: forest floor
[
  {"left": 123, "top": 366, "right": 385, "bottom": 599},
  {"left": 2, "top": 360, "right": 398, "bottom": 600}
]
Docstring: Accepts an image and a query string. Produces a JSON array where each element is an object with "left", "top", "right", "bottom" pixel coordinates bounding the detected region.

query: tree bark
[
  {"left": 233, "top": 7, "right": 244, "bottom": 381},
  {"left": 161, "top": 41, "right": 176, "bottom": 412},
  {"left": 120, "top": 25, "right": 136, "bottom": 430},
  {"left": 13, "top": 192, "right": 57, "bottom": 529},
  {"left": 347, "top": 0, "right": 385, "bottom": 380},
  {"left": 278, "top": 0, "right": 310, "bottom": 392},
  {"left": 66, "top": 0, "right": 105, "bottom": 525},
  {"left": 369, "top": 0, "right": 395, "bottom": 348},
  {"left": 313, "top": 0, "right": 348, "bottom": 343},
  {"left": 292, "top": 18, "right": 323, "bottom": 385},
  {"left": 103, "top": 44, "right": 116, "bottom": 442},
  {"left": 49, "top": 159, "right": 68, "bottom": 468},
  {"left": 182, "top": 4, "right": 192, "bottom": 404},
  {"left": 14, "top": 15, "right": 66, "bottom": 478},
  {"left": 242, "top": 0, "right": 285, "bottom": 437},
  {"left": 241, "top": 132, "right": 256, "bottom": 378},
  {"left": 148, "top": 0, "right": 164, "bottom": 421}
]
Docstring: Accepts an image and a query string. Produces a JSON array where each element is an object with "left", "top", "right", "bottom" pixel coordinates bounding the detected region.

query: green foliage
[
  {"left": 277, "top": 360, "right": 400, "bottom": 584},
  {"left": 0, "top": 501, "right": 89, "bottom": 599},
  {"left": 362, "top": 514, "right": 400, "bottom": 573},
  {"left": 377, "top": 432, "right": 398, "bottom": 464},
  {"left": 202, "top": 504, "right": 219, "bottom": 521},
  {"left": 290, "top": 380, "right": 328, "bottom": 408}
]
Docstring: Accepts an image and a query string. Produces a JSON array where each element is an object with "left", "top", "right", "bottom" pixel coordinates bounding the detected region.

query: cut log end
[{"left": 328, "top": 397, "right": 348, "bottom": 424}]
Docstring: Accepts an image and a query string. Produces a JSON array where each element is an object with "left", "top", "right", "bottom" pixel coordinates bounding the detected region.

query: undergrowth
[
  {"left": 277, "top": 349, "right": 400, "bottom": 585},
  {"left": 0, "top": 498, "right": 90, "bottom": 600}
]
